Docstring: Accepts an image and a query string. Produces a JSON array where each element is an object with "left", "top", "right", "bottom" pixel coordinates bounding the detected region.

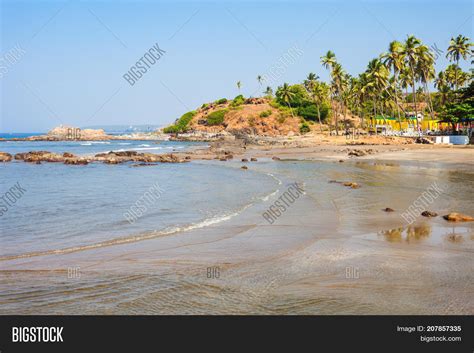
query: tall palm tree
[
  {"left": 366, "top": 58, "right": 390, "bottom": 126},
  {"left": 416, "top": 44, "right": 436, "bottom": 119},
  {"left": 321, "top": 51, "right": 338, "bottom": 134},
  {"left": 381, "top": 40, "right": 405, "bottom": 130},
  {"left": 401, "top": 35, "right": 422, "bottom": 128},
  {"left": 331, "top": 62, "right": 346, "bottom": 134},
  {"left": 446, "top": 35, "right": 473, "bottom": 90},
  {"left": 257, "top": 75, "right": 263, "bottom": 86},
  {"left": 278, "top": 83, "right": 295, "bottom": 118},
  {"left": 237, "top": 81, "right": 242, "bottom": 92},
  {"left": 321, "top": 51, "right": 336, "bottom": 70}
]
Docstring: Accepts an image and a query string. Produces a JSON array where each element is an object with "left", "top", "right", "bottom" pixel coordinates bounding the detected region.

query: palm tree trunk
[
  {"left": 372, "top": 99, "right": 376, "bottom": 129},
  {"left": 455, "top": 58, "right": 459, "bottom": 91},
  {"left": 316, "top": 104, "right": 323, "bottom": 134},
  {"left": 410, "top": 65, "right": 419, "bottom": 130},
  {"left": 394, "top": 71, "right": 403, "bottom": 131},
  {"left": 287, "top": 102, "right": 295, "bottom": 119}
]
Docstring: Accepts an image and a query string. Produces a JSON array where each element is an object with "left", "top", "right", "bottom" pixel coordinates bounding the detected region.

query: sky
[{"left": 1, "top": 0, "right": 472, "bottom": 132}]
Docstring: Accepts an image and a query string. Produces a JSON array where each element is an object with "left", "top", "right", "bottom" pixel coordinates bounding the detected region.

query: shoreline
[{"left": 1, "top": 139, "right": 473, "bottom": 314}]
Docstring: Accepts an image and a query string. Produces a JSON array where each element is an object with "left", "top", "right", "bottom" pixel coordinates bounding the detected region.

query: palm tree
[
  {"left": 366, "top": 58, "right": 390, "bottom": 127},
  {"left": 309, "top": 81, "right": 329, "bottom": 133},
  {"left": 303, "top": 72, "right": 318, "bottom": 92},
  {"left": 330, "top": 63, "right": 346, "bottom": 134},
  {"left": 445, "top": 64, "right": 469, "bottom": 89},
  {"left": 264, "top": 86, "right": 273, "bottom": 97},
  {"left": 278, "top": 83, "right": 295, "bottom": 118},
  {"left": 257, "top": 75, "right": 263, "bottom": 86},
  {"left": 416, "top": 44, "right": 436, "bottom": 119},
  {"left": 434, "top": 71, "right": 451, "bottom": 106},
  {"left": 401, "top": 35, "right": 422, "bottom": 128},
  {"left": 237, "top": 81, "right": 242, "bottom": 92},
  {"left": 321, "top": 51, "right": 338, "bottom": 134},
  {"left": 381, "top": 40, "right": 405, "bottom": 130},
  {"left": 321, "top": 50, "right": 336, "bottom": 70},
  {"left": 446, "top": 35, "right": 473, "bottom": 90}
]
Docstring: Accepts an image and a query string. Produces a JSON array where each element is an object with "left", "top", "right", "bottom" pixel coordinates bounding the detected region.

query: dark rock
[
  {"left": 421, "top": 211, "right": 438, "bottom": 217},
  {"left": 63, "top": 152, "right": 75, "bottom": 158},
  {"left": 64, "top": 158, "right": 88, "bottom": 165},
  {"left": 241, "top": 165, "right": 248, "bottom": 170},
  {"left": 348, "top": 149, "right": 366, "bottom": 157},
  {"left": 250, "top": 157, "right": 257, "bottom": 162},
  {"left": 383, "top": 207, "right": 395, "bottom": 212},
  {"left": 241, "top": 158, "right": 248, "bottom": 162}
]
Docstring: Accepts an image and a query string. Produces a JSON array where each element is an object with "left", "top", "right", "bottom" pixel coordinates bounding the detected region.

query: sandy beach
[{"left": 1, "top": 142, "right": 473, "bottom": 314}]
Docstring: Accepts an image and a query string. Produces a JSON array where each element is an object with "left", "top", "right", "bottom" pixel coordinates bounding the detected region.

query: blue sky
[{"left": 1, "top": 0, "right": 472, "bottom": 132}]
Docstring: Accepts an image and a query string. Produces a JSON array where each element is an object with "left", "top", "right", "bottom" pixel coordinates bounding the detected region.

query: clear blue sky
[{"left": 1, "top": 0, "right": 472, "bottom": 132}]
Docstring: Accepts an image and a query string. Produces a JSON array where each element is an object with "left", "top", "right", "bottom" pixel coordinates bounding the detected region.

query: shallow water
[
  {"left": 0, "top": 139, "right": 205, "bottom": 156},
  {"left": 0, "top": 153, "right": 473, "bottom": 314}
]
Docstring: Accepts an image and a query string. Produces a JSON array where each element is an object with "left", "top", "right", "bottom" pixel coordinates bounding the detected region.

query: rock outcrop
[{"left": 11, "top": 150, "right": 188, "bottom": 165}]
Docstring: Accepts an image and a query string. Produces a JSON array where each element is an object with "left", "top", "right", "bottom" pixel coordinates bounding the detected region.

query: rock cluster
[
  {"left": 348, "top": 149, "right": 376, "bottom": 157},
  {"left": 9, "top": 150, "right": 188, "bottom": 165}
]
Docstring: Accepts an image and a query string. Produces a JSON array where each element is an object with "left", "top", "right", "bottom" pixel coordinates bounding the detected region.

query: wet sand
[{"left": 0, "top": 146, "right": 473, "bottom": 314}]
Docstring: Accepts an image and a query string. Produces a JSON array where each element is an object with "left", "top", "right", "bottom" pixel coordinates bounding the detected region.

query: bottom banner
[{"left": 0, "top": 316, "right": 472, "bottom": 352}]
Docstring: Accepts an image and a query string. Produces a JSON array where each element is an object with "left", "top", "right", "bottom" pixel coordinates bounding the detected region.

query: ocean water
[
  {"left": 0, "top": 143, "right": 278, "bottom": 258},
  {"left": 0, "top": 138, "right": 205, "bottom": 156}
]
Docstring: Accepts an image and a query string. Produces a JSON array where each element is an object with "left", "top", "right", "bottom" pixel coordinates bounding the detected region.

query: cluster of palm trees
[{"left": 249, "top": 34, "right": 472, "bottom": 134}]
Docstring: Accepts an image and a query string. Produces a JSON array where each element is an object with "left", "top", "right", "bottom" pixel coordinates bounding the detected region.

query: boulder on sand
[
  {"left": 421, "top": 211, "right": 438, "bottom": 217},
  {"left": 443, "top": 213, "right": 474, "bottom": 222}
]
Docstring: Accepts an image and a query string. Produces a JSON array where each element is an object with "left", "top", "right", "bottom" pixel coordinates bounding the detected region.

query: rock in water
[
  {"left": 250, "top": 157, "right": 257, "bottom": 162},
  {"left": 343, "top": 182, "right": 360, "bottom": 189},
  {"left": 0, "top": 152, "right": 12, "bottom": 162},
  {"left": 383, "top": 208, "right": 395, "bottom": 212},
  {"left": 241, "top": 165, "right": 248, "bottom": 170},
  {"left": 421, "top": 211, "right": 438, "bottom": 217},
  {"left": 443, "top": 213, "right": 474, "bottom": 222}
]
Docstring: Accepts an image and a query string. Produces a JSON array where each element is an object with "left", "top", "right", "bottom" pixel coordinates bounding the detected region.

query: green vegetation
[
  {"left": 163, "top": 111, "right": 196, "bottom": 133},
  {"left": 299, "top": 121, "right": 311, "bottom": 134},
  {"left": 207, "top": 109, "right": 228, "bottom": 126},
  {"left": 231, "top": 94, "right": 245, "bottom": 107},
  {"left": 201, "top": 103, "right": 209, "bottom": 109},
  {"left": 215, "top": 98, "right": 228, "bottom": 105},
  {"left": 259, "top": 109, "right": 272, "bottom": 118},
  {"left": 439, "top": 81, "right": 474, "bottom": 129}
]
